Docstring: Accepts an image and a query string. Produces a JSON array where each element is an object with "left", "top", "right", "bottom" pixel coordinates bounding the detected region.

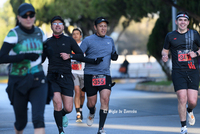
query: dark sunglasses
[{"left": 21, "top": 13, "right": 35, "bottom": 19}]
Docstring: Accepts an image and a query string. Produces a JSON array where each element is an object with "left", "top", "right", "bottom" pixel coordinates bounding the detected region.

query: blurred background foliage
[{"left": 1, "top": 0, "right": 200, "bottom": 80}]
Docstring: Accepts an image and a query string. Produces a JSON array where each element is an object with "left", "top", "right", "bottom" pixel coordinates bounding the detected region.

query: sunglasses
[
  {"left": 52, "top": 22, "right": 63, "bottom": 26},
  {"left": 21, "top": 13, "right": 35, "bottom": 19}
]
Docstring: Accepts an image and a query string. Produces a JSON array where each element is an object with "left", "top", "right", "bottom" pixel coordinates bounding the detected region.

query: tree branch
[{"left": 162, "top": 0, "right": 200, "bottom": 22}]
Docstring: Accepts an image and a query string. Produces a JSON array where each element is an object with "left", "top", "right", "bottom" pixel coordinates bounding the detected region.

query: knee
[
  {"left": 101, "top": 97, "right": 110, "bottom": 105},
  {"left": 65, "top": 108, "right": 73, "bottom": 113},
  {"left": 15, "top": 120, "right": 27, "bottom": 131},
  {"left": 188, "top": 99, "right": 197, "bottom": 107},
  {"left": 64, "top": 105, "right": 73, "bottom": 113},
  {"left": 53, "top": 100, "right": 62, "bottom": 111},
  {"left": 75, "top": 90, "right": 81, "bottom": 96},
  {"left": 81, "top": 93, "right": 85, "bottom": 98},
  {"left": 87, "top": 101, "right": 96, "bottom": 108},
  {"left": 178, "top": 97, "right": 187, "bottom": 105}
]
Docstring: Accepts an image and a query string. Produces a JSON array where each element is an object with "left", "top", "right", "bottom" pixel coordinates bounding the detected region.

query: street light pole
[{"left": 172, "top": 0, "right": 177, "bottom": 31}]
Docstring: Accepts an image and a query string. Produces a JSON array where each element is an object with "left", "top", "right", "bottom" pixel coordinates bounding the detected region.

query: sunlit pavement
[{"left": 0, "top": 81, "right": 200, "bottom": 134}]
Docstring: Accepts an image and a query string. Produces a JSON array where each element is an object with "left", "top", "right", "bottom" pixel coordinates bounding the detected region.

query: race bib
[
  {"left": 71, "top": 62, "right": 82, "bottom": 70},
  {"left": 92, "top": 75, "right": 106, "bottom": 86},
  {"left": 178, "top": 50, "right": 191, "bottom": 62}
]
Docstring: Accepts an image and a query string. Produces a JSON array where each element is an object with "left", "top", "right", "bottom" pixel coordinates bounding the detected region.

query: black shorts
[
  {"left": 172, "top": 69, "right": 199, "bottom": 92},
  {"left": 84, "top": 74, "right": 112, "bottom": 97},
  {"left": 47, "top": 73, "right": 74, "bottom": 97}
]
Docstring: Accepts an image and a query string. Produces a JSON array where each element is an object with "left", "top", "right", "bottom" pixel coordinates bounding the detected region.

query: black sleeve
[
  {"left": 163, "top": 33, "right": 170, "bottom": 50},
  {"left": 70, "top": 38, "right": 103, "bottom": 64},
  {"left": 194, "top": 30, "right": 200, "bottom": 47},
  {"left": 0, "top": 42, "right": 25, "bottom": 64},
  {"left": 42, "top": 41, "right": 49, "bottom": 63},
  {"left": 70, "top": 38, "right": 84, "bottom": 60}
]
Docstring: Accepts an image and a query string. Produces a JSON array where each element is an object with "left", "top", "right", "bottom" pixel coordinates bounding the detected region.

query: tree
[
  {"left": 0, "top": 0, "right": 15, "bottom": 48},
  {"left": 162, "top": 0, "right": 200, "bottom": 29},
  {"left": 10, "top": 0, "right": 124, "bottom": 36},
  {"left": 147, "top": 0, "right": 200, "bottom": 80},
  {"left": 9, "top": 0, "right": 200, "bottom": 80},
  {"left": 147, "top": 6, "right": 172, "bottom": 80}
]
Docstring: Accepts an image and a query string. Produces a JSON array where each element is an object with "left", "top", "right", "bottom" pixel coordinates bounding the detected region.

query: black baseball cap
[
  {"left": 51, "top": 16, "right": 65, "bottom": 25},
  {"left": 18, "top": 3, "right": 35, "bottom": 16},
  {"left": 94, "top": 17, "right": 109, "bottom": 26}
]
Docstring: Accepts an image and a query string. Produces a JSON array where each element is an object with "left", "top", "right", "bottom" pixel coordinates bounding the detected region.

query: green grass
[{"left": 142, "top": 81, "right": 172, "bottom": 86}]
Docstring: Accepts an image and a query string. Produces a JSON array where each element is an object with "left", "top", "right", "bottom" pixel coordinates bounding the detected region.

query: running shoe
[
  {"left": 80, "top": 111, "right": 83, "bottom": 120},
  {"left": 97, "top": 129, "right": 106, "bottom": 134},
  {"left": 87, "top": 113, "right": 95, "bottom": 126},
  {"left": 76, "top": 112, "right": 82, "bottom": 122},
  {"left": 180, "top": 126, "right": 187, "bottom": 134},
  {"left": 60, "top": 132, "right": 65, "bottom": 134},
  {"left": 62, "top": 115, "right": 68, "bottom": 128},
  {"left": 187, "top": 111, "right": 195, "bottom": 125}
]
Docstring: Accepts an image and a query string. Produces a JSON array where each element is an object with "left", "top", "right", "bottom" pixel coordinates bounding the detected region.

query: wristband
[{"left": 195, "top": 51, "right": 199, "bottom": 57}]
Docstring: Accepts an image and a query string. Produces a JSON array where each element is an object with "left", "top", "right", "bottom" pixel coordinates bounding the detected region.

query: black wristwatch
[{"left": 195, "top": 51, "right": 199, "bottom": 57}]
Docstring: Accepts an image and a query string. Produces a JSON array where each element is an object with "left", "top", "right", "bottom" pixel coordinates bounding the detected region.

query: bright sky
[{"left": 0, "top": 0, "right": 7, "bottom": 8}]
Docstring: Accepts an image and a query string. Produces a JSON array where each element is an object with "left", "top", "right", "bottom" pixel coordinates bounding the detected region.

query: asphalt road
[{"left": 0, "top": 80, "right": 200, "bottom": 134}]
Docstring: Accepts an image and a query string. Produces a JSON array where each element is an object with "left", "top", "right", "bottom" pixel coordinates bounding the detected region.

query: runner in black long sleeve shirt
[{"left": 43, "top": 33, "right": 83, "bottom": 74}]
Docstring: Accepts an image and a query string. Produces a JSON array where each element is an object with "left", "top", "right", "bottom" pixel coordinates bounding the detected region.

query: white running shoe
[
  {"left": 87, "top": 113, "right": 95, "bottom": 126},
  {"left": 97, "top": 129, "right": 106, "bottom": 134},
  {"left": 187, "top": 111, "right": 195, "bottom": 125},
  {"left": 180, "top": 126, "right": 187, "bottom": 134},
  {"left": 76, "top": 112, "right": 82, "bottom": 122}
]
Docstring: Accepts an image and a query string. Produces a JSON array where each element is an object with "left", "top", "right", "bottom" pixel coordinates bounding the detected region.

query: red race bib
[
  {"left": 71, "top": 62, "right": 82, "bottom": 70},
  {"left": 92, "top": 75, "right": 106, "bottom": 86},
  {"left": 178, "top": 50, "right": 191, "bottom": 62}
]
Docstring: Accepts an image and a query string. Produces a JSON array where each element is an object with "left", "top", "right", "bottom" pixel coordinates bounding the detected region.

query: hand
[
  {"left": 111, "top": 51, "right": 118, "bottom": 61},
  {"left": 24, "top": 53, "right": 39, "bottom": 61},
  {"left": 60, "top": 53, "right": 70, "bottom": 60},
  {"left": 188, "top": 51, "right": 197, "bottom": 58},
  {"left": 162, "top": 55, "right": 168, "bottom": 62},
  {"left": 94, "top": 57, "right": 103, "bottom": 64}
]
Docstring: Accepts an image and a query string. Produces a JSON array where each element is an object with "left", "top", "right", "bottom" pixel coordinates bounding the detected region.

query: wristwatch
[
  {"left": 195, "top": 51, "right": 199, "bottom": 57},
  {"left": 70, "top": 54, "right": 73, "bottom": 59}
]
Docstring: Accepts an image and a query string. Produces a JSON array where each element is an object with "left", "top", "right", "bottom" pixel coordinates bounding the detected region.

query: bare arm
[
  {"left": 188, "top": 47, "right": 200, "bottom": 58},
  {"left": 161, "top": 48, "right": 169, "bottom": 62}
]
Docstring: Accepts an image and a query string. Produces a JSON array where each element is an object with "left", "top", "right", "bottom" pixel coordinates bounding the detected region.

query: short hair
[{"left": 72, "top": 27, "right": 82, "bottom": 35}]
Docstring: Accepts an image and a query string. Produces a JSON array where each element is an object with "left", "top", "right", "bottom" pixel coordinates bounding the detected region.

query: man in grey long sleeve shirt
[{"left": 80, "top": 17, "right": 118, "bottom": 134}]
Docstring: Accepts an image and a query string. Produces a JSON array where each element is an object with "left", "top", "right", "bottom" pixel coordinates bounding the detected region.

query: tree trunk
[{"left": 157, "top": 57, "right": 172, "bottom": 81}]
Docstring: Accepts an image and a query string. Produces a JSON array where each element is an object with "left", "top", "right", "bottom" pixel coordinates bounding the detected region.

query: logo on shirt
[
  {"left": 174, "top": 38, "right": 177, "bottom": 40},
  {"left": 62, "top": 43, "right": 65, "bottom": 46}
]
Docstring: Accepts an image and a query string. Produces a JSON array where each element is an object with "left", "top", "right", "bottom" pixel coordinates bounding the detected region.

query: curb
[
  {"left": 135, "top": 83, "right": 174, "bottom": 92},
  {"left": 135, "top": 83, "right": 200, "bottom": 94}
]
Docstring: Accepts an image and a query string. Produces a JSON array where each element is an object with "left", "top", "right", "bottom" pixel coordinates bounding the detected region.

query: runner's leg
[
  {"left": 99, "top": 89, "right": 111, "bottom": 131},
  {"left": 53, "top": 92, "right": 64, "bottom": 133},
  {"left": 176, "top": 89, "right": 187, "bottom": 127}
]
